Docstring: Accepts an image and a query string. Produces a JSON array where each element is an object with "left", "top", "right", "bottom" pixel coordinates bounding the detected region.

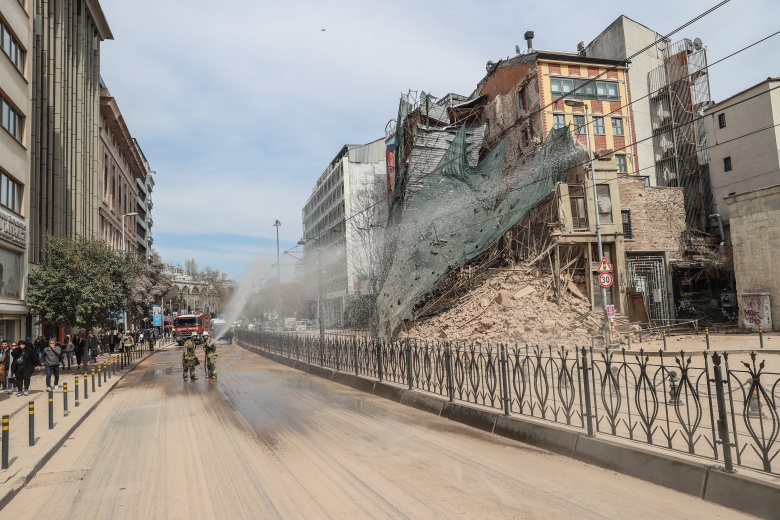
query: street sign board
[
  {"left": 599, "top": 272, "right": 614, "bottom": 288},
  {"left": 598, "top": 257, "right": 613, "bottom": 273},
  {"left": 606, "top": 305, "right": 615, "bottom": 317}
]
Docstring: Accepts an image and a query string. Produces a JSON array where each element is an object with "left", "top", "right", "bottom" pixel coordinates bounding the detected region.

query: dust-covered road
[{"left": 2, "top": 342, "right": 748, "bottom": 519}]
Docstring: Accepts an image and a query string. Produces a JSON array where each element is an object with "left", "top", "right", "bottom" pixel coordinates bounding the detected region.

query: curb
[
  {"left": 0, "top": 347, "right": 161, "bottom": 510},
  {"left": 240, "top": 342, "right": 780, "bottom": 519}
]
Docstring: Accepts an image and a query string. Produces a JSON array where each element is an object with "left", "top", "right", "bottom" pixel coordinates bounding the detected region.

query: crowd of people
[{"left": 0, "top": 328, "right": 164, "bottom": 397}]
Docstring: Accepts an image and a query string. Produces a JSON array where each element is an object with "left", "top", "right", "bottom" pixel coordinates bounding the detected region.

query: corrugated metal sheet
[
  {"left": 348, "top": 138, "right": 386, "bottom": 164},
  {"left": 404, "top": 124, "right": 485, "bottom": 207}
]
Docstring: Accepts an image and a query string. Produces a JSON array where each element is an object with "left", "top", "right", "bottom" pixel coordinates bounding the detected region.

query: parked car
[{"left": 295, "top": 321, "right": 307, "bottom": 332}]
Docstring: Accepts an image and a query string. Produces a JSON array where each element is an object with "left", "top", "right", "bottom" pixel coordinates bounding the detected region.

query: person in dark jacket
[{"left": 12, "top": 341, "right": 39, "bottom": 396}]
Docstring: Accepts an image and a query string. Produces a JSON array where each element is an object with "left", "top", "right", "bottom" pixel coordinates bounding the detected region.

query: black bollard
[
  {"left": 63, "top": 382, "right": 69, "bottom": 416},
  {"left": 759, "top": 326, "right": 764, "bottom": 349},
  {"left": 103, "top": 364, "right": 107, "bottom": 383},
  {"left": 662, "top": 330, "right": 668, "bottom": 351},
  {"left": 705, "top": 327, "right": 710, "bottom": 350},
  {"left": 74, "top": 377, "right": 80, "bottom": 407},
  {"left": 97, "top": 366, "right": 102, "bottom": 388},
  {"left": 29, "top": 401, "right": 34, "bottom": 446},
  {"left": 2, "top": 415, "right": 9, "bottom": 469},
  {"left": 48, "top": 390, "right": 54, "bottom": 430},
  {"left": 84, "top": 372, "right": 88, "bottom": 399},
  {"left": 91, "top": 369, "right": 96, "bottom": 393}
]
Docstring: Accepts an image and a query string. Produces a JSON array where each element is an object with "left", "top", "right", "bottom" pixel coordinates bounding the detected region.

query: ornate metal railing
[{"left": 235, "top": 329, "right": 780, "bottom": 476}]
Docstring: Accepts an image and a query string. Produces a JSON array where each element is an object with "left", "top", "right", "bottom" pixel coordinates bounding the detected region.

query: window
[
  {"left": 0, "top": 19, "right": 25, "bottom": 72},
  {"left": 103, "top": 157, "right": 108, "bottom": 195},
  {"left": 596, "top": 185, "right": 613, "bottom": 223},
  {"left": 568, "top": 184, "right": 588, "bottom": 230},
  {"left": 550, "top": 78, "right": 573, "bottom": 96},
  {"left": 574, "top": 115, "right": 586, "bottom": 134},
  {"left": 1, "top": 97, "right": 22, "bottom": 142},
  {"left": 553, "top": 114, "right": 565, "bottom": 130},
  {"left": 621, "top": 210, "right": 633, "bottom": 238},
  {"left": 518, "top": 86, "right": 527, "bottom": 110},
  {"left": 616, "top": 155, "right": 628, "bottom": 173},
  {"left": 724, "top": 156, "right": 732, "bottom": 172},
  {"left": 0, "top": 170, "right": 22, "bottom": 213},
  {"left": 611, "top": 118, "right": 624, "bottom": 136},
  {"left": 593, "top": 117, "right": 605, "bottom": 135},
  {"left": 718, "top": 113, "right": 726, "bottom": 129},
  {"left": 550, "top": 76, "right": 620, "bottom": 101}
]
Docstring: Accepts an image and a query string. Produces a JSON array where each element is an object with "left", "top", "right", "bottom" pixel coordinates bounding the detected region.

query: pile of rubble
[{"left": 399, "top": 268, "right": 600, "bottom": 348}]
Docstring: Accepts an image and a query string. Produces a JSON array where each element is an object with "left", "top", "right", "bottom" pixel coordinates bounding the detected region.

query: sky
[{"left": 98, "top": 0, "right": 780, "bottom": 283}]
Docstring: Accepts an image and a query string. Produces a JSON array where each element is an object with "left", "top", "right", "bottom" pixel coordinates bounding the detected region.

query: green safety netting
[{"left": 378, "top": 125, "right": 578, "bottom": 337}]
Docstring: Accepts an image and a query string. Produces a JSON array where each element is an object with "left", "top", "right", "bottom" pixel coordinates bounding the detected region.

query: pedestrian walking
[
  {"left": 43, "top": 339, "right": 62, "bottom": 391},
  {"left": 88, "top": 333, "right": 98, "bottom": 362},
  {"left": 203, "top": 331, "right": 217, "bottom": 379},
  {"left": 182, "top": 335, "right": 198, "bottom": 381},
  {"left": 64, "top": 334, "right": 75, "bottom": 369},
  {"left": 12, "top": 341, "right": 39, "bottom": 396},
  {"left": 75, "top": 334, "right": 85, "bottom": 368},
  {"left": 123, "top": 331, "right": 135, "bottom": 352},
  {"left": 0, "top": 339, "right": 9, "bottom": 391},
  {"left": 5, "top": 342, "right": 16, "bottom": 394}
]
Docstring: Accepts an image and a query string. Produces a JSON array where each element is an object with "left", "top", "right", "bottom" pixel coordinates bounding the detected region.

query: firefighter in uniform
[
  {"left": 182, "top": 334, "right": 198, "bottom": 381},
  {"left": 202, "top": 331, "right": 217, "bottom": 379}
]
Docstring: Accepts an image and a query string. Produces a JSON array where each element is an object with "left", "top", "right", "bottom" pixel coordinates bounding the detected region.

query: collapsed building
[{"left": 377, "top": 32, "right": 694, "bottom": 340}]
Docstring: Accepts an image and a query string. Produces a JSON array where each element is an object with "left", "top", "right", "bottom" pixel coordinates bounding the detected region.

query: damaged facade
[{"left": 378, "top": 35, "right": 688, "bottom": 339}]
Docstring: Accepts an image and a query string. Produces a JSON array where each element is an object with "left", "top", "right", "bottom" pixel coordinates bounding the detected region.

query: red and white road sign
[
  {"left": 598, "top": 257, "right": 613, "bottom": 273},
  {"left": 599, "top": 272, "right": 614, "bottom": 288}
]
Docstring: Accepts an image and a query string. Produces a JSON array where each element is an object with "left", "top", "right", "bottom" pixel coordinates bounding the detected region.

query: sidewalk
[{"left": 0, "top": 341, "right": 173, "bottom": 509}]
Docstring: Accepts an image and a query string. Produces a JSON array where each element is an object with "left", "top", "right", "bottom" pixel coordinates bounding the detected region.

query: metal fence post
[
  {"left": 354, "top": 340, "right": 359, "bottom": 376},
  {"left": 446, "top": 345, "right": 454, "bottom": 403},
  {"left": 377, "top": 341, "right": 383, "bottom": 382},
  {"left": 335, "top": 339, "right": 341, "bottom": 372},
  {"left": 580, "top": 347, "right": 594, "bottom": 437},
  {"left": 711, "top": 352, "right": 735, "bottom": 473},
  {"left": 499, "top": 346, "right": 510, "bottom": 416},
  {"left": 2, "top": 415, "right": 8, "bottom": 469},
  {"left": 29, "top": 401, "right": 35, "bottom": 445},
  {"left": 406, "top": 341, "right": 413, "bottom": 390}
]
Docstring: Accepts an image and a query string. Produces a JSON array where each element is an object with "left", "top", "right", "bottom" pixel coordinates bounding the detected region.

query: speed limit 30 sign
[{"left": 599, "top": 272, "right": 613, "bottom": 288}]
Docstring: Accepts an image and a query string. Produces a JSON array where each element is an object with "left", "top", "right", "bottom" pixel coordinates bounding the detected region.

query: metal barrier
[{"left": 237, "top": 329, "right": 780, "bottom": 477}]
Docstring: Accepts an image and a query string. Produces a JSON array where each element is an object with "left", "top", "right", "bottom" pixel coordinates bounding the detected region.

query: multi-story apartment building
[
  {"left": 0, "top": 0, "right": 33, "bottom": 339},
  {"left": 586, "top": 16, "right": 714, "bottom": 229},
  {"left": 301, "top": 139, "right": 387, "bottom": 327},
  {"left": 98, "top": 82, "right": 144, "bottom": 253},
  {"left": 705, "top": 77, "right": 780, "bottom": 238},
  {"left": 29, "top": 0, "right": 113, "bottom": 266},
  {"left": 134, "top": 138, "right": 154, "bottom": 259}
]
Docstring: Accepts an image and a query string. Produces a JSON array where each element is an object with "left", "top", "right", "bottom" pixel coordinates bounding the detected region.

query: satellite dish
[
  {"left": 515, "top": 45, "right": 521, "bottom": 55},
  {"left": 693, "top": 37, "right": 703, "bottom": 51}
]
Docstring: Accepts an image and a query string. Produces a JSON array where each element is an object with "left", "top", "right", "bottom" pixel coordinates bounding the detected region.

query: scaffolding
[{"left": 648, "top": 38, "right": 713, "bottom": 230}]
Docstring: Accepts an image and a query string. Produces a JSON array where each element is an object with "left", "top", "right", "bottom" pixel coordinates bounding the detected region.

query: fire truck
[{"left": 173, "top": 312, "right": 211, "bottom": 345}]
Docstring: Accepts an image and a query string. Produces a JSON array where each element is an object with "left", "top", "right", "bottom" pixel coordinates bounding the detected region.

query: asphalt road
[{"left": 2, "top": 342, "right": 749, "bottom": 519}]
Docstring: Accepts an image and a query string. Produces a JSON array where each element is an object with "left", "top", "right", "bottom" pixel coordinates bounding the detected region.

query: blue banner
[{"left": 152, "top": 306, "right": 162, "bottom": 327}]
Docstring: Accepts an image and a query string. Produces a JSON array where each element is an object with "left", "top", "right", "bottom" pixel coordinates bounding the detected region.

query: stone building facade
[
  {"left": 725, "top": 185, "right": 780, "bottom": 330},
  {"left": 0, "top": 0, "right": 33, "bottom": 339},
  {"left": 98, "top": 82, "right": 144, "bottom": 253},
  {"left": 29, "top": 0, "right": 113, "bottom": 266}
]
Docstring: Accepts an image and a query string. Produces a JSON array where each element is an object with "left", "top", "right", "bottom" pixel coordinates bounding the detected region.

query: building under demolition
[{"left": 377, "top": 33, "right": 693, "bottom": 339}]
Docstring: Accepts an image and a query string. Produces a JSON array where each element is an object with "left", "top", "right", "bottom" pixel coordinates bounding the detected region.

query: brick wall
[
  {"left": 480, "top": 61, "right": 536, "bottom": 102},
  {"left": 726, "top": 185, "right": 780, "bottom": 330},
  {"left": 619, "top": 177, "right": 686, "bottom": 259}
]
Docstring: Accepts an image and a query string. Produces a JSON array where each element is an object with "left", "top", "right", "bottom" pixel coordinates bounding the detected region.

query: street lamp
[
  {"left": 121, "top": 212, "right": 138, "bottom": 331},
  {"left": 564, "top": 99, "right": 610, "bottom": 345},
  {"left": 298, "top": 237, "right": 325, "bottom": 345},
  {"left": 274, "top": 219, "right": 282, "bottom": 330}
]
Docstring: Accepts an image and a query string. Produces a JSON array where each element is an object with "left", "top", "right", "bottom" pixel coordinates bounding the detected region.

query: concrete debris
[
  {"left": 401, "top": 269, "right": 592, "bottom": 348},
  {"left": 496, "top": 290, "right": 513, "bottom": 307}
]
